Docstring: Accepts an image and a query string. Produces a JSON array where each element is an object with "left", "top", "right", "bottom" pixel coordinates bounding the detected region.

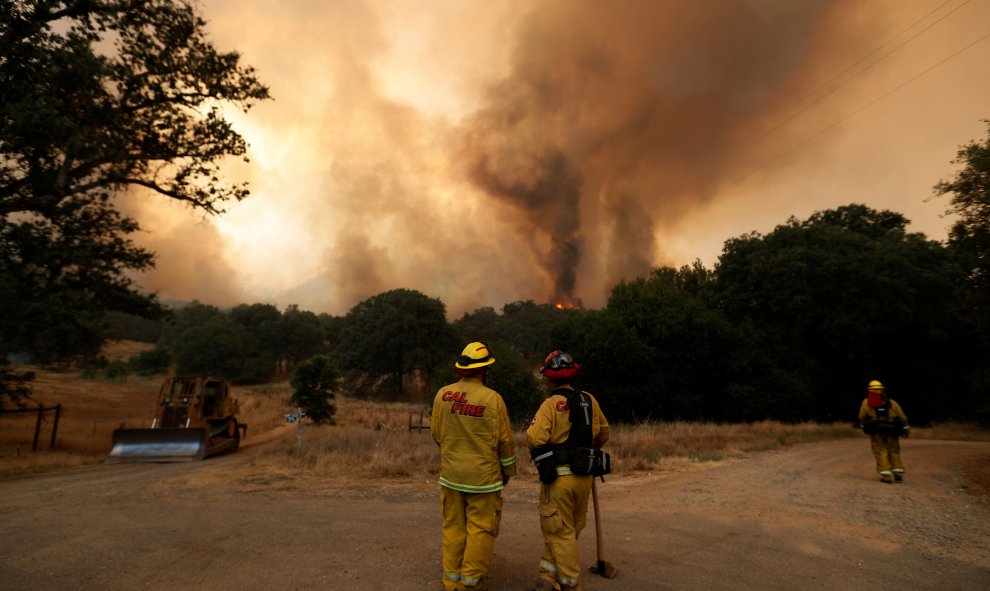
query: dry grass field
[{"left": 2, "top": 340, "right": 988, "bottom": 487}]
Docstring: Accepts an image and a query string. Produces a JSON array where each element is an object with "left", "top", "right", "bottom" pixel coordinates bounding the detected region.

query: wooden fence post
[
  {"left": 32, "top": 404, "right": 44, "bottom": 451},
  {"left": 49, "top": 404, "right": 62, "bottom": 449}
]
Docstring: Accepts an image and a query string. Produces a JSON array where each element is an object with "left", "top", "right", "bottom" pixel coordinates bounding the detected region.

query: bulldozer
[{"left": 108, "top": 376, "right": 248, "bottom": 463}]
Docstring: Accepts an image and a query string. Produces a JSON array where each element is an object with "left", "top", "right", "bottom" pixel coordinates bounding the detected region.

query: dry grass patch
[
  {"left": 0, "top": 370, "right": 293, "bottom": 478},
  {"left": 101, "top": 339, "right": 156, "bottom": 361},
  {"left": 236, "top": 418, "right": 870, "bottom": 484},
  {"left": 243, "top": 395, "right": 443, "bottom": 484},
  {"left": 0, "top": 370, "right": 164, "bottom": 477},
  {"left": 607, "top": 420, "right": 860, "bottom": 472},
  {"left": 3, "top": 367, "right": 988, "bottom": 485},
  {"left": 910, "top": 422, "right": 990, "bottom": 442}
]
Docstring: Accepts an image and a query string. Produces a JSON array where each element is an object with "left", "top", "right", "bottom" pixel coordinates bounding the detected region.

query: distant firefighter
[{"left": 858, "top": 380, "right": 910, "bottom": 483}]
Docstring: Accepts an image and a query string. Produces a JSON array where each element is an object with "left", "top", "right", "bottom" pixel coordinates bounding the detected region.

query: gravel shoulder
[{"left": 1, "top": 438, "right": 988, "bottom": 590}]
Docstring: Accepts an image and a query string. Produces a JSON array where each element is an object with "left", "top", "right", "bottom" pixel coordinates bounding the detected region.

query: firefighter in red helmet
[
  {"left": 431, "top": 342, "right": 517, "bottom": 591},
  {"left": 858, "top": 380, "right": 909, "bottom": 483},
  {"left": 526, "top": 350, "right": 610, "bottom": 591}
]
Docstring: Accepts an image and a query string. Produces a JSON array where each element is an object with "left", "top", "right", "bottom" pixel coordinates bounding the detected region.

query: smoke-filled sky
[{"left": 131, "top": 0, "right": 990, "bottom": 317}]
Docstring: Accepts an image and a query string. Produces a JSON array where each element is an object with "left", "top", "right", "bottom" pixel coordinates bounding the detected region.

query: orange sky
[{"left": 131, "top": 0, "right": 990, "bottom": 317}]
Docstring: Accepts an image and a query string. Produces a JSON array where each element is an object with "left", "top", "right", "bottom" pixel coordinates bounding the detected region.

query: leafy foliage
[
  {"left": 934, "top": 120, "right": 990, "bottom": 346},
  {"left": 104, "top": 359, "right": 130, "bottom": 380},
  {"left": 159, "top": 302, "right": 329, "bottom": 384},
  {"left": 290, "top": 355, "right": 338, "bottom": 425},
  {"left": 277, "top": 305, "right": 326, "bottom": 373},
  {"left": 0, "top": 0, "right": 270, "bottom": 216},
  {"left": 157, "top": 301, "right": 224, "bottom": 348},
  {"left": 127, "top": 346, "right": 171, "bottom": 376},
  {"left": 0, "top": 361, "right": 33, "bottom": 409},
  {"left": 453, "top": 300, "right": 581, "bottom": 362},
  {"left": 171, "top": 317, "right": 273, "bottom": 383},
  {"left": 0, "top": 0, "right": 269, "bottom": 363},
  {"left": 0, "top": 198, "right": 162, "bottom": 362},
  {"left": 712, "top": 204, "right": 966, "bottom": 422},
  {"left": 552, "top": 265, "right": 744, "bottom": 423},
  {"left": 335, "top": 289, "right": 457, "bottom": 398}
]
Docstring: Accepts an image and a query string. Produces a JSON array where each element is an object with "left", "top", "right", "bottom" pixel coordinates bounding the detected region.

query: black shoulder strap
[{"left": 562, "top": 389, "right": 593, "bottom": 449}]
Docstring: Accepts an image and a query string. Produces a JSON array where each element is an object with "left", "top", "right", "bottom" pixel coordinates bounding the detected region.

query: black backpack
[{"left": 531, "top": 389, "right": 611, "bottom": 483}]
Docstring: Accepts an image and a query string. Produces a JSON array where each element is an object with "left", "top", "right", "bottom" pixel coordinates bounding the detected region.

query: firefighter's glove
[{"left": 902, "top": 425, "right": 910, "bottom": 438}]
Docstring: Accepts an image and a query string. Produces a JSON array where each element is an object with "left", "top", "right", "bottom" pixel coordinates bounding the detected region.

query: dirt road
[{"left": 2, "top": 438, "right": 988, "bottom": 590}]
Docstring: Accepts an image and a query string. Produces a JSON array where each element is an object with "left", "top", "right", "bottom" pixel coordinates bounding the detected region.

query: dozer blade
[{"left": 107, "top": 428, "right": 209, "bottom": 463}]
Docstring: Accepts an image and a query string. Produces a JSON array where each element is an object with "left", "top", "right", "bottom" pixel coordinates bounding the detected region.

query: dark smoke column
[{"left": 465, "top": 135, "right": 584, "bottom": 305}]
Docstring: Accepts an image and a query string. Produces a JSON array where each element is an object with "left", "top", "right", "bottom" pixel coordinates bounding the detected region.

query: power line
[
  {"left": 651, "top": 0, "right": 977, "bottom": 201},
  {"left": 750, "top": 0, "right": 971, "bottom": 146},
  {"left": 728, "top": 30, "right": 990, "bottom": 189}
]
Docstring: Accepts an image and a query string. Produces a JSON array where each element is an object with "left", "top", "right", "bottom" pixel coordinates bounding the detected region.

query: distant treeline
[{"left": 91, "top": 204, "right": 988, "bottom": 426}]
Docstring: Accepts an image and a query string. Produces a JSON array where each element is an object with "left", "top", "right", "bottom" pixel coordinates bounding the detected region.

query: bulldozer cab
[
  {"left": 155, "top": 377, "right": 234, "bottom": 428},
  {"left": 202, "top": 379, "right": 238, "bottom": 418}
]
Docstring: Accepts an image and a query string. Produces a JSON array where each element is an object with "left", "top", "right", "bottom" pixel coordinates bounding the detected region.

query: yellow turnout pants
[
  {"left": 441, "top": 486, "right": 502, "bottom": 590},
  {"left": 869, "top": 433, "right": 904, "bottom": 479},
  {"left": 537, "top": 474, "right": 593, "bottom": 589}
]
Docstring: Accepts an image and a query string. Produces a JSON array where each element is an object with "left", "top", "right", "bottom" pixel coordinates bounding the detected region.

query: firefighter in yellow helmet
[
  {"left": 431, "top": 342, "right": 516, "bottom": 591},
  {"left": 858, "top": 380, "right": 909, "bottom": 483},
  {"left": 526, "top": 351, "right": 610, "bottom": 591}
]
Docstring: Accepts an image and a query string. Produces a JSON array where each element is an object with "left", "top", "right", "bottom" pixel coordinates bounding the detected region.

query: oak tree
[{"left": 0, "top": 1, "right": 270, "bottom": 363}]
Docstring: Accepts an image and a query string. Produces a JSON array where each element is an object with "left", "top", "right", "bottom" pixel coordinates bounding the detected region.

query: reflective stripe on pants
[
  {"left": 869, "top": 433, "right": 905, "bottom": 475},
  {"left": 441, "top": 486, "right": 502, "bottom": 590},
  {"left": 537, "top": 474, "right": 592, "bottom": 588}
]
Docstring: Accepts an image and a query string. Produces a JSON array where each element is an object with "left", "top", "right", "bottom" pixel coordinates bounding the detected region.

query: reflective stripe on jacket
[
  {"left": 526, "top": 385, "right": 610, "bottom": 474},
  {"left": 431, "top": 376, "right": 516, "bottom": 493}
]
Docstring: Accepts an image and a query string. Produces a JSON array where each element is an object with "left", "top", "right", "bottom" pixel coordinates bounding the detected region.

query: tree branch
[{"left": 118, "top": 177, "right": 222, "bottom": 214}]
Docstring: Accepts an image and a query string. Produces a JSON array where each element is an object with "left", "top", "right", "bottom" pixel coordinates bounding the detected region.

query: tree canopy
[
  {"left": 712, "top": 204, "right": 965, "bottom": 422},
  {"left": 0, "top": 0, "right": 269, "bottom": 363},
  {"left": 0, "top": 0, "right": 270, "bottom": 216},
  {"left": 171, "top": 316, "right": 273, "bottom": 383},
  {"left": 934, "top": 120, "right": 990, "bottom": 345},
  {"left": 335, "top": 289, "right": 456, "bottom": 399},
  {"left": 0, "top": 198, "right": 160, "bottom": 362},
  {"left": 547, "top": 204, "right": 979, "bottom": 424}
]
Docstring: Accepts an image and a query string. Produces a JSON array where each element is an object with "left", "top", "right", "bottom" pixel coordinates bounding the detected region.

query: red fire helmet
[{"left": 540, "top": 350, "right": 580, "bottom": 380}]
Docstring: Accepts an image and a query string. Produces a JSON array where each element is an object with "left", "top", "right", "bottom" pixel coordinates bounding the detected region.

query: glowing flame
[{"left": 553, "top": 297, "right": 584, "bottom": 311}]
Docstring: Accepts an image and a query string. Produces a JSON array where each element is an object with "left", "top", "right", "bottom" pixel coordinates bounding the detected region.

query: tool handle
[{"left": 592, "top": 476, "right": 604, "bottom": 562}]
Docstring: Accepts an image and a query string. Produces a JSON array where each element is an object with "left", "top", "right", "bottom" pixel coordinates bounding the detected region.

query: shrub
[
  {"left": 290, "top": 356, "right": 339, "bottom": 425},
  {"left": 128, "top": 347, "right": 171, "bottom": 376}
]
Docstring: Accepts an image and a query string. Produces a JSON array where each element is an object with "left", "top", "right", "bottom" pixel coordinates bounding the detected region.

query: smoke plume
[
  {"left": 126, "top": 0, "right": 987, "bottom": 316},
  {"left": 457, "top": 0, "right": 874, "bottom": 305}
]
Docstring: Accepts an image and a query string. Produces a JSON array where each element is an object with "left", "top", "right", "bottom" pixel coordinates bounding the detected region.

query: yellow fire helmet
[
  {"left": 868, "top": 380, "right": 884, "bottom": 391},
  {"left": 454, "top": 341, "right": 495, "bottom": 370}
]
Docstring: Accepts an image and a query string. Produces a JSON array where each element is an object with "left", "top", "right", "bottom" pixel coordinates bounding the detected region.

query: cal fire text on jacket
[{"left": 441, "top": 390, "right": 487, "bottom": 417}]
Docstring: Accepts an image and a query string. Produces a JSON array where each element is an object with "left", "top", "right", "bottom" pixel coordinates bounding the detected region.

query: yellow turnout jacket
[
  {"left": 859, "top": 399, "right": 908, "bottom": 425},
  {"left": 526, "top": 385, "right": 610, "bottom": 476},
  {"left": 431, "top": 376, "right": 516, "bottom": 493}
]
